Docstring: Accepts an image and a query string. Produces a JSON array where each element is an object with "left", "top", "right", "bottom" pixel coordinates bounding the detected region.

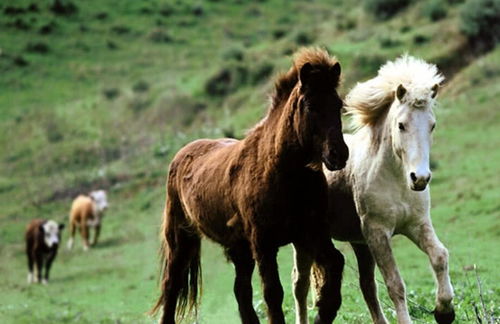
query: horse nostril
[{"left": 410, "top": 172, "right": 417, "bottom": 182}]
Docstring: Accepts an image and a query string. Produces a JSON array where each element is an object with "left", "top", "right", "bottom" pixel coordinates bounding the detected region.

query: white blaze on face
[
  {"left": 42, "top": 220, "right": 61, "bottom": 248},
  {"left": 90, "top": 190, "right": 108, "bottom": 213}
]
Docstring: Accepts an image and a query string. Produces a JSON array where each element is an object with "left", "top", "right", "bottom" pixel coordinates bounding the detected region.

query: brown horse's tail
[
  {"left": 311, "top": 262, "right": 326, "bottom": 305},
  {"left": 150, "top": 187, "right": 202, "bottom": 321}
]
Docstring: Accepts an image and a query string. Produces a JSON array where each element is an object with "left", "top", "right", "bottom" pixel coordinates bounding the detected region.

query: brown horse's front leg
[
  {"left": 228, "top": 242, "right": 260, "bottom": 324},
  {"left": 93, "top": 224, "right": 101, "bottom": 246},
  {"left": 307, "top": 239, "right": 344, "bottom": 324},
  {"left": 255, "top": 245, "right": 285, "bottom": 324}
]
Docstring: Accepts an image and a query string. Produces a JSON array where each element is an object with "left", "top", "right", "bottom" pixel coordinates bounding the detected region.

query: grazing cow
[
  {"left": 67, "top": 190, "right": 108, "bottom": 251},
  {"left": 25, "top": 219, "right": 64, "bottom": 284}
]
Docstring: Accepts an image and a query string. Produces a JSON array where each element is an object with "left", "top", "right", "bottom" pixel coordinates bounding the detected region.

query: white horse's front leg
[
  {"left": 292, "top": 244, "right": 314, "bottom": 324},
  {"left": 407, "top": 223, "right": 455, "bottom": 324},
  {"left": 363, "top": 223, "right": 412, "bottom": 324}
]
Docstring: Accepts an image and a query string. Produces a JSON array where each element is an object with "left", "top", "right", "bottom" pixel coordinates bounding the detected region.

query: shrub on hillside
[
  {"left": 132, "top": 80, "right": 150, "bottom": 93},
  {"left": 422, "top": 0, "right": 448, "bottom": 21},
  {"left": 147, "top": 28, "right": 173, "bottom": 43},
  {"left": 250, "top": 61, "right": 274, "bottom": 85},
  {"left": 460, "top": 0, "right": 500, "bottom": 51},
  {"left": 102, "top": 87, "right": 120, "bottom": 100},
  {"left": 25, "top": 42, "right": 50, "bottom": 54},
  {"left": 222, "top": 46, "right": 244, "bottom": 61},
  {"left": 364, "top": 0, "right": 412, "bottom": 20},
  {"left": 205, "top": 64, "right": 248, "bottom": 97}
]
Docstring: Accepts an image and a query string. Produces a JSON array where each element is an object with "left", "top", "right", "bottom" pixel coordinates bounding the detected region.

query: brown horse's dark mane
[{"left": 247, "top": 48, "right": 339, "bottom": 135}]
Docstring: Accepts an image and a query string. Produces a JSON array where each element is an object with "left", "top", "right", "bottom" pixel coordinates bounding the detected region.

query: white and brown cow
[
  {"left": 25, "top": 219, "right": 64, "bottom": 284},
  {"left": 67, "top": 190, "right": 108, "bottom": 251}
]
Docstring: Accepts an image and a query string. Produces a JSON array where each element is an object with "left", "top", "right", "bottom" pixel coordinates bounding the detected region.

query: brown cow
[
  {"left": 67, "top": 190, "right": 108, "bottom": 251},
  {"left": 25, "top": 219, "right": 64, "bottom": 284}
]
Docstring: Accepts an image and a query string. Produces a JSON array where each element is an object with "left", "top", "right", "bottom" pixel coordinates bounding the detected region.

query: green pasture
[{"left": 0, "top": 0, "right": 498, "bottom": 323}]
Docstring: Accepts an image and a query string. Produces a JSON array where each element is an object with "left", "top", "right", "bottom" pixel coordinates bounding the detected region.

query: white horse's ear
[
  {"left": 431, "top": 84, "right": 439, "bottom": 98},
  {"left": 396, "top": 84, "right": 407, "bottom": 101}
]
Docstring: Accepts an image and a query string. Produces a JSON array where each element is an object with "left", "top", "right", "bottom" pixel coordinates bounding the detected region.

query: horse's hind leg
[
  {"left": 292, "top": 245, "right": 313, "bottom": 324},
  {"left": 227, "top": 242, "right": 260, "bottom": 324},
  {"left": 159, "top": 192, "right": 201, "bottom": 324},
  {"left": 351, "top": 242, "right": 388, "bottom": 324},
  {"left": 407, "top": 223, "right": 454, "bottom": 324},
  {"left": 255, "top": 244, "right": 285, "bottom": 324}
]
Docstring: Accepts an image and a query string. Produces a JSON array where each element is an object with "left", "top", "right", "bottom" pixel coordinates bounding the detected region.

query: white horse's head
[
  {"left": 89, "top": 190, "right": 108, "bottom": 212},
  {"left": 389, "top": 84, "right": 439, "bottom": 191}
]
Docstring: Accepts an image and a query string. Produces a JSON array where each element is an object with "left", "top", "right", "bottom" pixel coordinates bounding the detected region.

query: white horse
[{"left": 292, "top": 55, "right": 455, "bottom": 324}]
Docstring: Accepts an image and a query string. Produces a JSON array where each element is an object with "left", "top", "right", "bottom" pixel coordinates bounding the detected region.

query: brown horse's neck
[{"left": 245, "top": 93, "right": 318, "bottom": 172}]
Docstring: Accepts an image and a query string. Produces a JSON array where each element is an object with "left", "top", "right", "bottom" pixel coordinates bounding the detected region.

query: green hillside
[{"left": 0, "top": 0, "right": 498, "bottom": 323}]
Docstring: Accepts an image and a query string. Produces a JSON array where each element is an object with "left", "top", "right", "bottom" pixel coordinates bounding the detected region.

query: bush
[
  {"left": 422, "top": 0, "right": 447, "bottom": 21},
  {"left": 147, "top": 28, "right": 173, "bottom": 43},
  {"left": 460, "top": 0, "right": 500, "bottom": 50},
  {"left": 102, "top": 87, "right": 120, "bottom": 100},
  {"left": 205, "top": 64, "right": 248, "bottom": 97},
  {"left": 222, "top": 46, "right": 244, "bottom": 61},
  {"left": 25, "top": 42, "right": 50, "bottom": 54},
  {"left": 250, "top": 61, "right": 274, "bottom": 85},
  {"left": 295, "top": 31, "right": 315, "bottom": 45},
  {"left": 132, "top": 80, "right": 150, "bottom": 93},
  {"left": 364, "top": 0, "right": 412, "bottom": 20}
]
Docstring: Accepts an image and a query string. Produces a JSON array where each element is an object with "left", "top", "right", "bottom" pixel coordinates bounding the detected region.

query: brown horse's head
[{"left": 293, "top": 54, "right": 349, "bottom": 171}]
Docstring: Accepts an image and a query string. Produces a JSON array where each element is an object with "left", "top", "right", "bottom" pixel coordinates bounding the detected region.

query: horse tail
[
  {"left": 150, "top": 178, "right": 202, "bottom": 322},
  {"left": 311, "top": 262, "right": 326, "bottom": 305}
]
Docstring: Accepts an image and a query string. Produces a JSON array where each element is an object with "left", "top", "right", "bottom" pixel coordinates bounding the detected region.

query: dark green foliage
[
  {"left": 25, "top": 42, "right": 50, "bottom": 54},
  {"left": 272, "top": 29, "right": 286, "bottom": 39},
  {"left": 222, "top": 46, "right": 245, "bottom": 61},
  {"left": 132, "top": 80, "right": 150, "bottom": 93},
  {"left": 460, "top": 0, "right": 500, "bottom": 50},
  {"left": 364, "top": 0, "right": 412, "bottom": 20},
  {"left": 295, "top": 31, "right": 315, "bottom": 45},
  {"left": 102, "top": 87, "right": 120, "bottom": 100},
  {"left": 50, "top": 0, "right": 78, "bottom": 16},
  {"left": 110, "top": 25, "right": 131, "bottom": 35},
  {"left": 147, "top": 28, "right": 173, "bottom": 43},
  {"left": 250, "top": 61, "right": 274, "bottom": 85},
  {"left": 422, "top": 0, "right": 448, "bottom": 21},
  {"left": 379, "top": 36, "right": 402, "bottom": 48},
  {"left": 414, "top": 34, "right": 430, "bottom": 44},
  {"left": 205, "top": 64, "right": 249, "bottom": 97}
]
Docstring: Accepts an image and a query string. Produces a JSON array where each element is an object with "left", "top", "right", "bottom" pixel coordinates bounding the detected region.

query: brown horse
[{"left": 152, "top": 48, "right": 349, "bottom": 324}]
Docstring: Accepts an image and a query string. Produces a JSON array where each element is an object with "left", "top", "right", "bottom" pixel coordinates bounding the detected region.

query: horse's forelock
[{"left": 271, "top": 48, "right": 339, "bottom": 111}]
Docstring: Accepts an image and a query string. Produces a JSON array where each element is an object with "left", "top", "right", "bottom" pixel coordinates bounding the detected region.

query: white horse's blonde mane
[{"left": 345, "top": 54, "right": 444, "bottom": 129}]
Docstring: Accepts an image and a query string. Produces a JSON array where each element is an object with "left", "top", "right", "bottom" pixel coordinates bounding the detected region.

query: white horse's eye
[
  {"left": 431, "top": 123, "right": 436, "bottom": 132},
  {"left": 398, "top": 123, "right": 406, "bottom": 131}
]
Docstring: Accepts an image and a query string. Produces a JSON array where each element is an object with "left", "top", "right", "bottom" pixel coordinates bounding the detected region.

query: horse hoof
[
  {"left": 313, "top": 314, "right": 335, "bottom": 324},
  {"left": 434, "top": 308, "right": 455, "bottom": 324}
]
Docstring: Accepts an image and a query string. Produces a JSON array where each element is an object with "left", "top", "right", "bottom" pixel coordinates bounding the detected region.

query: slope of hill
[{"left": 0, "top": 0, "right": 498, "bottom": 323}]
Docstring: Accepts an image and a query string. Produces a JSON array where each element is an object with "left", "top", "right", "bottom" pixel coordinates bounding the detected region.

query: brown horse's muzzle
[{"left": 322, "top": 128, "right": 349, "bottom": 171}]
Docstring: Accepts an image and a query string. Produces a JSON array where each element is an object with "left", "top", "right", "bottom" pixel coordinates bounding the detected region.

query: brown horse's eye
[{"left": 398, "top": 123, "right": 405, "bottom": 131}]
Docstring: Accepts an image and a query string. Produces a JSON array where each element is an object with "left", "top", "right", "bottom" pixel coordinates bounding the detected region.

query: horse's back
[{"left": 70, "top": 195, "right": 94, "bottom": 222}]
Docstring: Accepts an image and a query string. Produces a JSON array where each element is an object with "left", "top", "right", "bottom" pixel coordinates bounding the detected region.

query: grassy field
[{"left": 0, "top": 0, "right": 498, "bottom": 323}]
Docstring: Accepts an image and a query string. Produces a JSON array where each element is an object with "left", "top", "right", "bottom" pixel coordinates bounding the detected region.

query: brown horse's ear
[
  {"left": 396, "top": 84, "right": 407, "bottom": 101},
  {"left": 431, "top": 84, "right": 439, "bottom": 98},
  {"left": 330, "top": 62, "right": 341, "bottom": 79},
  {"left": 299, "top": 62, "right": 313, "bottom": 85}
]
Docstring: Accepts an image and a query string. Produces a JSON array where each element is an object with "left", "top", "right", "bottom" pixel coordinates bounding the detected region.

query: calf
[
  {"left": 67, "top": 190, "right": 108, "bottom": 251},
  {"left": 25, "top": 219, "right": 64, "bottom": 284}
]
